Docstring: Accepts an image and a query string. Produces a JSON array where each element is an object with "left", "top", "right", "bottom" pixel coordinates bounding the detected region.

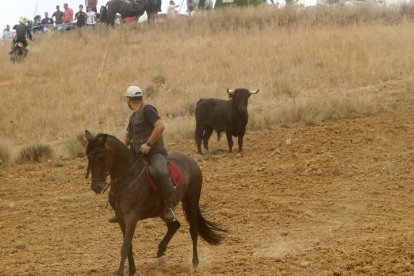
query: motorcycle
[{"left": 9, "top": 41, "right": 28, "bottom": 63}]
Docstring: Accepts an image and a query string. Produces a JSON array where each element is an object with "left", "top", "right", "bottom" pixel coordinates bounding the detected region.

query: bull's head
[{"left": 227, "top": 88, "right": 259, "bottom": 114}]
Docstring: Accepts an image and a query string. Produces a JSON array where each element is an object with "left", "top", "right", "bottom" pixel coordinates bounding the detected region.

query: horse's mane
[{"left": 87, "top": 133, "right": 131, "bottom": 157}]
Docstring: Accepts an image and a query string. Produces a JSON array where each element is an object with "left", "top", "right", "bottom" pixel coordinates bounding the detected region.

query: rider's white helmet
[
  {"left": 125, "top": 86, "right": 143, "bottom": 98},
  {"left": 19, "top": 17, "right": 26, "bottom": 24}
]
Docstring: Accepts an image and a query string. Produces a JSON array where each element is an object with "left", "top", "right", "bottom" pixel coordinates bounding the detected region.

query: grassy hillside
[{"left": 1, "top": 4, "right": 414, "bottom": 160}]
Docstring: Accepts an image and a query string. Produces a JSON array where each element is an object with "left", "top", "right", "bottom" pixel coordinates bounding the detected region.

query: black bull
[
  {"left": 102, "top": 0, "right": 161, "bottom": 25},
  {"left": 194, "top": 88, "right": 259, "bottom": 154}
]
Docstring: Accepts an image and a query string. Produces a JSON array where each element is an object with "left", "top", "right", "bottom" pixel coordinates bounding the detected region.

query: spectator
[
  {"left": 41, "top": 12, "right": 54, "bottom": 31},
  {"left": 167, "top": 0, "right": 179, "bottom": 19},
  {"left": 98, "top": 5, "right": 107, "bottom": 23},
  {"left": 63, "top": 3, "right": 74, "bottom": 23},
  {"left": 32, "top": 15, "right": 42, "bottom": 32},
  {"left": 26, "top": 20, "right": 34, "bottom": 32},
  {"left": 75, "top": 5, "right": 87, "bottom": 28},
  {"left": 86, "top": 6, "right": 97, "bottom": 27},
  {"left": 52, "top": 5, "right": 64, "bottom": 25},
  {"left": 2, "top": 25, "right": 13, "bottom": 41}
]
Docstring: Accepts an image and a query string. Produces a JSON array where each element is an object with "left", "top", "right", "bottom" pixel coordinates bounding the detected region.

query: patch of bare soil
[{"left": 1, "top": 85, "right": 414, "bottom": 275}]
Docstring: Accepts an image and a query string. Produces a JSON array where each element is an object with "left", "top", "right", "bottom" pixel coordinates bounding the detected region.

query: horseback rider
[
  {"left": 122, "top": 85, "right": 177, "bottom": 222},
  {"left": 10, "top": 17, "right": 33, "bottom": 56}
]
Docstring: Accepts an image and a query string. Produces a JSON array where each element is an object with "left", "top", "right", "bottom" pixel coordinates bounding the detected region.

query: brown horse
[{"left": 84, "top": 130, "right": 225, "bottom": 275}]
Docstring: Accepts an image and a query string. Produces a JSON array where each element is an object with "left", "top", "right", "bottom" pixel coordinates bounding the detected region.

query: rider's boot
[{"left": 163, "top": 189, "right": 177, "bottom": 222}]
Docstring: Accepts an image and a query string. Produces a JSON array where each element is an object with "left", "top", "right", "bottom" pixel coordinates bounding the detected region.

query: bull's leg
[
  {"left": 195, "top": 125, "right": 204, "bottom": 154},
  {"left": 238, "top": 134, "right": 244, "bottom": 152},
  {"left": 226, "top": 131, "right": 233, "bottom": 153},
  {"left": 117, "top": 212, "right": 138, "bottom": 276},
  {"left": 202, "top": 126, "right": 213, "bottom": 153},
  {"left": 157, "top": 220, "right": 181, "bottom": 259}
]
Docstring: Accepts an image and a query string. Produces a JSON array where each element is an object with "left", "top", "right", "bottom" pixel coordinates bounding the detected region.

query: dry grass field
[
  {"left": 1, "top": 4, "right": 414, "bottom": 275},
  {"left": 1, "top": 4, "right": 414, "bottom": 160}
]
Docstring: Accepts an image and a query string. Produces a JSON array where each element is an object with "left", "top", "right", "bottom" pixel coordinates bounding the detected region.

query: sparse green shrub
[
  {"left": 145, "top": 84, "right": 158, "bottom": 99},
  {"left": 0, "top": 143, "right": 11, "bottom": 167},
  {"left": 66, "top": 133, "right": 86, "bottom": 158},
  {"left": 14, "top": 241, "right": 26, "bottom": 250},
  {"left": 152, "top": 74, "right": 166, "bottom": 86},
  {"left": 272, "top": 77, "right": 298, "bottom": 100},
  {"left": 17, "top": 144, "right": 53, "bottom": 163}
]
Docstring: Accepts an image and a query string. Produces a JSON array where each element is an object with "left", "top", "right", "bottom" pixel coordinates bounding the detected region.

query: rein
[
  {"left": 106, "top": 155, "right": 143, "bottom": 193},
  {"left": 86, "top": 145, "right": 144, "bottom": 195}
]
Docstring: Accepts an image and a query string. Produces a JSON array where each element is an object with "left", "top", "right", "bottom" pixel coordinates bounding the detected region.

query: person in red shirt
[{"left": 63, "top": 3, "right": 74, "bottom": 23}]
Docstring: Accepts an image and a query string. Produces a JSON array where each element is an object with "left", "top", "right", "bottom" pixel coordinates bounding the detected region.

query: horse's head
[{"left": 85, "top": 130, "right": 113, "bottom": 194}]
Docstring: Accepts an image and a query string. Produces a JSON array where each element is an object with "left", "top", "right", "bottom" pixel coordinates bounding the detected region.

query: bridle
[
  {"left": 85, "top": 145, "right": 144, "bottom": 194},
  {"left": 85, "top": 148, "right": 111, "bottom": 192}
]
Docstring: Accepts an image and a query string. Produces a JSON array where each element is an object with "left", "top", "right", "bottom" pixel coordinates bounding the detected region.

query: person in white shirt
[
  {"left": 86, "top": 6, "right": 97, "bottom": 27},
  {"left": 167, "top": 0, "right": 179, "bottom": 19}
]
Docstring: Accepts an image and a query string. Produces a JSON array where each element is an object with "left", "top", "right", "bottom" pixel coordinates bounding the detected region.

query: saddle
[{"left": 141, "top": 159, "right": 183, "bottom": 193}]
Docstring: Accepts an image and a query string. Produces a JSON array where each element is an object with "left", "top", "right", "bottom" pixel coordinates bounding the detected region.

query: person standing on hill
[
  {"left": 75, "top": 5, "right": 87, "bottom": 28},
  {"left": 63, "top": 3, "right": 74, "bottom": 24},
  {"left": 41, "top": 12, "right": 54, "bottom": 30},
  {"left": 52, "top": 5, "right": 64, "bottom": 25},
  {"left": 85, "top": 6, "right": 97, "bottom": 27},
  {"left": 2, "top": 25, "right": 13, "bottom": 41},
  {"left": 167, "top": 0, "right": 179, "bottom": 19},
  {"left": 110, "top": 85, "right": 177, "bottom": 223}
]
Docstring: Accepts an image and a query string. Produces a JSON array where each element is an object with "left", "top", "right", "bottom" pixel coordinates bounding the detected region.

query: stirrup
[{"left": 164, "top": 208, "right": 176, "bottom": 222}]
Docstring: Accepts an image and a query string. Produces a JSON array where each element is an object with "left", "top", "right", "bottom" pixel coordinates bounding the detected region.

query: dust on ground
[{"left": 1, "top": 84, "right": 414, "bottom": 275}]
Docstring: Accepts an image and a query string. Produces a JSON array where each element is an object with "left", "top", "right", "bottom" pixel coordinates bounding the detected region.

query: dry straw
[{"left": 1, "top": 4, "right": 414, "bottom": 156}]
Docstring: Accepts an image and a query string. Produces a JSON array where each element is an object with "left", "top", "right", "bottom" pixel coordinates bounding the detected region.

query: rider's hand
[{"left": 140, "top": 143, "right": 151, "bottom": 154}]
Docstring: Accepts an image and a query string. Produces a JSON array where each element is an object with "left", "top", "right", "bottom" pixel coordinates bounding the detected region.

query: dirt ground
[{"left": 1, "top": 83, "right": 414, "bottom": 276}]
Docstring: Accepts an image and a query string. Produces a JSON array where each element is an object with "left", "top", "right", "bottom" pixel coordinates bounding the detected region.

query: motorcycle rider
[{"left": 10, "top": 17, "right": 33, "bottom": 57}]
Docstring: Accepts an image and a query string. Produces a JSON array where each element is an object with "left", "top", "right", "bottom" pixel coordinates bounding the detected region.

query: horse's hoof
[
  {"left": 192, "top": 260, "right": 199, "bottom": 269},
  {"left": 157, "top": 255, "right": 167, "bottom": 266}
]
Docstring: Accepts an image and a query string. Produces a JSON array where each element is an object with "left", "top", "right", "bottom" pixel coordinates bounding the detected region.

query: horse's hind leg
[
  {"left": 182, "top": 201, "right": 199, "bottom": 268},
  {"left": 157, "top": 220, "right": 181, "bottom": 260},
  {"left": 189, "top": 218, "right": 199, "bottom": 268}
]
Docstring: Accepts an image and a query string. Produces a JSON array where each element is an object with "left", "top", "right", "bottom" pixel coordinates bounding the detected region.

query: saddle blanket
[{"left": 142, "top": 159, "right": 183, "bottom": 193}]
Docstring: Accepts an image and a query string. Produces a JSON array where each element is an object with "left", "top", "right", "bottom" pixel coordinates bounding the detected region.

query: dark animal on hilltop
[
  {"left": 84, "top": 130, "right": 225, "bottom": 275},
  {"left": 102, "top": 0, "right": 160, "bottom": 26},
  {"left": 194, "top": 88, "right": 259, "bottom": 154}
]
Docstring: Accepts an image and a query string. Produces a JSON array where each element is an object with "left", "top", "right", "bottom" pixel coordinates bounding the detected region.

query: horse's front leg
[{"left": 117, "top": 212, "right": 138, "bottom": 276}]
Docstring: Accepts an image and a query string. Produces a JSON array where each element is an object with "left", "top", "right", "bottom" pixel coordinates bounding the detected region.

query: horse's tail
[
  {"left": 182, "top": 161, "right": 226, "bottom": 245},
  {"left": 196, "top": 206, "right": 225, "bottom": 245}
]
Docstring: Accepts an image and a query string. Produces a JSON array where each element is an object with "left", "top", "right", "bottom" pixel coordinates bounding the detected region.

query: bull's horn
[
  {"left": 227, "top": 88, "right": 234, "bottom": 95},
  {"left": 249, "top": 89, "right": 259, "bottom": 95}
]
